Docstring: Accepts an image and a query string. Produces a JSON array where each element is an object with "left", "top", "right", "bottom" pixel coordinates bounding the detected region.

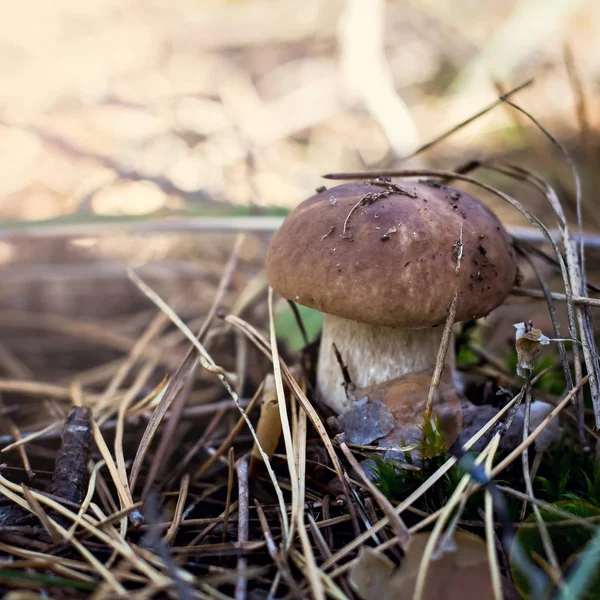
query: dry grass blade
[
  {"left": 128, "top": 349, "right": 196, "bottom": 492},
  {"left": 0, "top": 542, "right": 93, "bottom": 573},
  {"left": 0, "top": 380, "right": 72, "bottom": 400},
  {"left": 114, "top": 360, "right": 158, "bottom": 520},
  {"left": 520, "top": 379, "right": 561, "bottom": 579},
  {"left": 92, "top": 421, "right": 135, "bottom": 523},
  {"left": 389, "top": 78, "right": 533, "bottom": 163},
  {"left": 483, "top": 435, "right": 503, "bottom": 600},
  {"left": 307, "top": 513, "right": 332, "bottom": 562},
  {"left": 413, "top": 441, "right": 495, "bottom": 600},
  {"left": 127, "top": 375, "right": 168, "bottom": 416},
  {"left": 163, "top": 473, "right": 189, "bottom": 545},
  {"left": 192, "top": 382, "right": 263, "bottom": 481},
  {"left": 268, "top": 287, "right": 298, "bottom": 549},
  {"left": 295, "top": 403, "right": 325, "bottom": 600},
  {"left": 199, "top": 233, "right": 247, "bottom": 341},
  {"left": 6, "top": 422, "right": 33, "bottom": 478},
  {"left": 142, "top": 235, "right": 247, "bottom": 496},
  {"left": 123, "top": 307, "right": 230, "bottom": 491},
  {"left": 486, "top": 162, "right": 588, "bottom": 437},
  {"left": 0, "top": 342, "right": 33, "bottom": 380},
  {"left": 0, "top": 553, "right": 96, "bottom": 586},
  {"left": 96, "top": 311, "right": 169, "bottom": 414},
  {"left": 254, "top": 499, "right": 303, "bottom": 597},
  {"left": 499, "top": 487, "right": 600, "bottom": 529},
  {"left": 491, "top": 375, "right": 589, "bottom": 478},
  {"left": 290, "top": 549, "right": 349, "bottom": 600},
  {"left": 139, "top": 368, "right": 194, "bottom": 498},
  {"left": 181, "top": 500, "right": 239, "bottom": 547},
  {"left": 65, "top": 460, "right": 106, "bottom": 541},
  {"left": 340, "top": 442, "right": 409, "bottom": 549},
  {"left": 224, "top": 312, "right": 360, "bottom": 535},
  {"left": 504, "top": 100, "right": 581, "bottom": 244},
  {"left": 564, "top": 43, "right": 597, "bottom": 193},
  {"left": 0, "top": 478, "right": 127, "bottom": 594},
  {"left": 495, "top": 101, "right": 600, "bottom": 425},
  {"left": 1, "top": 421, "right": 61, "bottom": 453},
  {"left": 126, "top": 269, "right": 290, "bottom": 541},
  {"left": 21, "top": 484, "right": 62, "bottom": 543}
]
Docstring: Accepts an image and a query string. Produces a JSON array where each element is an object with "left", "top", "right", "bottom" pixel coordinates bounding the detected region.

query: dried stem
[{"left": 235, "top": 456, "right": 249, "bottom": 600}]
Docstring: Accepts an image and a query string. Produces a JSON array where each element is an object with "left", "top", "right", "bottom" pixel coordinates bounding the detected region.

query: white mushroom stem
[{"left": 317, "top": 314, "right": 456, "bottom": 414}]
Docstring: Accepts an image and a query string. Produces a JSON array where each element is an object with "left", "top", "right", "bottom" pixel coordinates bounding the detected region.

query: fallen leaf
[
  {"left": 335, "top": 397, "right": 395, "bottom": 446},
  {"left": 251, "top": 375, "right": 282, "bottom": 463},
  {"left": 350, "top": 531, "right": 495, "bottom": 600},
  {"left": 514, "top": 322, "right": 550, "bottom": 377},
  {"left": 370, "top": 370, "right": 463, "bottom": 457},
  {"left": 333, "top": 369, "right": 463, "bottom": 457},
  {"left": 349, "top": 547, "right": 396, "bottom": 600}
]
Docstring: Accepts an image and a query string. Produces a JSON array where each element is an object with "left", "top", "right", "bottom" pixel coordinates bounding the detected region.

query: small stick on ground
[
  {"left": 7, "top": 422, "right": 34, "bottom": 481},
  {"left": 511, "top": 287, "right": 600, "bottom": 308},
  {"left": 235, "top": 456, "right": 249, "bottom": 600},
  {"left": 222, "top": 448, "right": 235, "bottom": 543},
  {"left": 425, "top": 295, "right": 457, "bottom": 417}
]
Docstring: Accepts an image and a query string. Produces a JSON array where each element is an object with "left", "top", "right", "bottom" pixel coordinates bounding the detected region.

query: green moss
[{"left": 535, "top": 435, "right": 600, "bottom": 505}]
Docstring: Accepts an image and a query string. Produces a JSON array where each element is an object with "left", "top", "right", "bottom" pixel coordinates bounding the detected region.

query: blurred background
[{"left": 0, "top": 0, "right": 599, "bottom": 377}]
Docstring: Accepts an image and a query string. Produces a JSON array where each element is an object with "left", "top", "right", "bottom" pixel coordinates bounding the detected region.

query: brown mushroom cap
[{"left": 266, "top": 180, "right": 517, "bottom": 328}]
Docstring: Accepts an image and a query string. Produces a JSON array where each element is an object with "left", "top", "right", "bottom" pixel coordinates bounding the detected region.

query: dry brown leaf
[
  {"left": 350, "top": 531, "right": 495, "bottom": 600},
  {"left": 333, "top": 396, "right": 395, "bottom": 446},
  {"left": 352, "top": 369, "right": 463, "bottom": 456},
  {"left": 250, "top": 374, "right": 282, "bottom": 463},
  {"left": 514, "top": 321, "right": 550, "bottom": 377},
  {"left": 349, "top": 547, "right": 396, "bottom": 600},
  {"left": 329, "top": 369, "right": 463, "bottom": 456}
]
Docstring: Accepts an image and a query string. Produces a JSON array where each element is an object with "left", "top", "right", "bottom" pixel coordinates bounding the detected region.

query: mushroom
[{"left": 266, "top": 180, "right": 517, "bottom": 416}]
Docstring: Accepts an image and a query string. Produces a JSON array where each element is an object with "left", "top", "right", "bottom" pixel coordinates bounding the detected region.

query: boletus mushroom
[{"left": 266, "top": 180, "right": 517, "bottom": 422}]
